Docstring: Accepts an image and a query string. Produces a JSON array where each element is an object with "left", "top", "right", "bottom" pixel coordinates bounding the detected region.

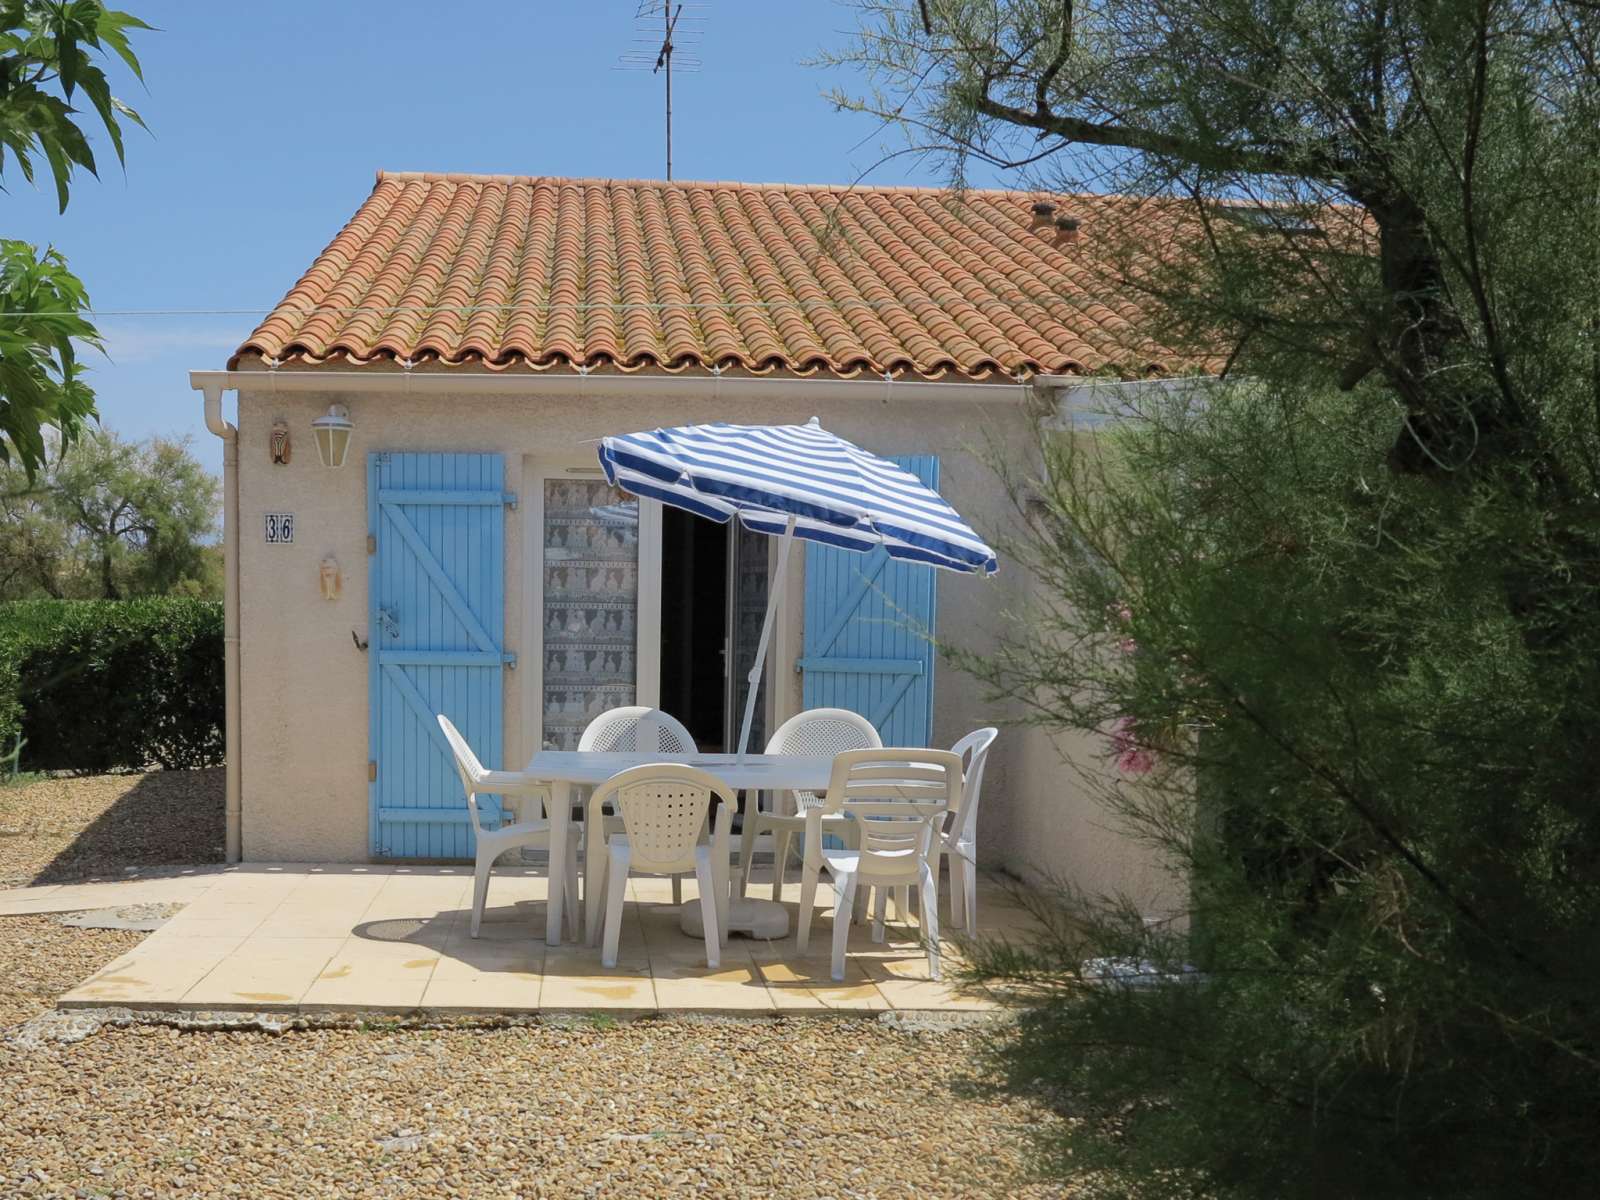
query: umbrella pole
[{"left": 736, "top": 515, "right": 797, "bottom": 761}]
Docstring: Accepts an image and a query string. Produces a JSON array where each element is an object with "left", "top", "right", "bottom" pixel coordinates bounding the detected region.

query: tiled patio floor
[{"left": 33, "top": 863, "right": 1028, "bottom": 1015}]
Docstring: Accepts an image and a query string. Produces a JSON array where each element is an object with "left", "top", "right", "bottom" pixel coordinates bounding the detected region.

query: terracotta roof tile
[{"left": 232, "top": 170, "right": 1191, "bottom": 379}]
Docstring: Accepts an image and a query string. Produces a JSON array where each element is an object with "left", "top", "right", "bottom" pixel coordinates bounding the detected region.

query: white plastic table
[{"left": 521, "top": 750, "right": 836, "bottom": 946}]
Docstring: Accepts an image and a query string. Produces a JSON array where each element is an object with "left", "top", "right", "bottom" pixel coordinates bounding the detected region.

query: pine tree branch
[
  {"left": 1033, "top": 1, "right": 1074, "bottom": 119},
  {"left": 971, "top": 94, "right": 1352, "bottom": 181}
]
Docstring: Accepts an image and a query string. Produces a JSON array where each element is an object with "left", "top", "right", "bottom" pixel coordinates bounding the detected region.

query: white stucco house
[{"left": 189, "top": 169, "right": 1179, "bottom": 908}]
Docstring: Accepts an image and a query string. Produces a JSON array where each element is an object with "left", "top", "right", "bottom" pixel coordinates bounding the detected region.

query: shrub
[
  {"left": 0, "top": 650, "right": 18, "bottom": 769},
  {"left": 962, "top": 386, "right": 1600, "bottom": 1197},
  {"left": 0, "top": 599, "right": 223, "bottom": 771}
]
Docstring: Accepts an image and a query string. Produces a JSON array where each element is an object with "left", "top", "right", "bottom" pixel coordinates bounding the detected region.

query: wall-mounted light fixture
[{"left": 311, "top": 403, "right": 353, "bottom": 468}]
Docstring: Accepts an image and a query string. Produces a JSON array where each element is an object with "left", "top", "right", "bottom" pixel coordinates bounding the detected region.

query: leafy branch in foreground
[
  {"left": 0, "top": 237, "right": 94, "bottom": 472},
  {"left": 0, "top": 1, "right": 150, "bottom": 475},
  {"left": 0, "top": 1, "right": 149, "bottom": 211}
]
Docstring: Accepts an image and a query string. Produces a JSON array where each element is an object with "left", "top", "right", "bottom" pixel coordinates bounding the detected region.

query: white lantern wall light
[{"left": 311, "top": 403, "right": 354, "bottom": 468}]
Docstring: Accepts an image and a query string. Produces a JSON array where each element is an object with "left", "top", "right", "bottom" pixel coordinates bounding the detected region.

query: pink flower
[
  {"left": 1117, "top": 746, "right": 1157, "bottom": 776},
  {"left": 1109, "top": 716, "right": 1156, "bottom": 776},
  {"left": 1117, "top": 636, "right": 1138, "bottom": 656}
]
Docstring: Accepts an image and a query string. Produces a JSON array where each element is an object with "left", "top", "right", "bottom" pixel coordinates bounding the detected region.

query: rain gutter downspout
[{"left": 198, "top": 381, "right": 242, "bottom": 863}]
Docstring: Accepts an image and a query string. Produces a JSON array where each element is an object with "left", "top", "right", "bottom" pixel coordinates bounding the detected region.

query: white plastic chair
[
  {"left": 796, "top": 748, "right": 963, "bottom": 981},
  {"left": 738, "top": 708, "right": 881, "bottom": 901},
  {"left": 578, "top": 707, "right": 698, "bottom": 904},
  {"left": 438, "top": 715, "right": 580, "bottom": 940},
  {"left": 942, "top": 727, "right": 997, "bottom": 932},
  {"left": 874, "top": 726, "right": 999, "bottom": 934},
  {"left": 577, "top": 706, "right": 696, "bottom": 754},
  {"left": 589, "top": 764, "right": 735, "bottom": 969}
]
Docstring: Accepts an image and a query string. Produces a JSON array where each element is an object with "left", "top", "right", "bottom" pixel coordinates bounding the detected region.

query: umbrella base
[{"left": 679, "top": 897, "right": 790, "bottom": 941}]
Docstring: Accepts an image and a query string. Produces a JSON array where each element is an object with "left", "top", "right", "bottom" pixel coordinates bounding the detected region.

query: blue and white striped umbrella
[
  {"left": 597, "top": 418, "right": 999, "bottom": 576},
  {"left": 598, "top": 418, "right": 998, "bottom": 755}
]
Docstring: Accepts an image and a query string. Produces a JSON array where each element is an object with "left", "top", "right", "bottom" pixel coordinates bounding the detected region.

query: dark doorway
[
  {"left": 659, "top": 506, "right": 731, "bottom": 750},
  {"left": 658, "top": 508, "right": 770, "bottom": 754}
]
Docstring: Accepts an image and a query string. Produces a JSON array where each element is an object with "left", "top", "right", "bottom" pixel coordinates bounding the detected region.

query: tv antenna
[{"left": 615, "top": 2, "right": 706, "bottom": 180}]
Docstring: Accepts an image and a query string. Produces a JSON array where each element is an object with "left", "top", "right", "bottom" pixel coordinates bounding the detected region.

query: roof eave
[{"left": 192, "top": 362, "right": 1047, "bottom": 407}]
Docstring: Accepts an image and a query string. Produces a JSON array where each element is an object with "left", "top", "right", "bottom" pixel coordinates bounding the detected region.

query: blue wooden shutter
[
  {"left": 368, "top": 452, "right": 511, "bottom": 859},
  {"left": 800, "top": 454, "right": 938, "bottom": 746}
]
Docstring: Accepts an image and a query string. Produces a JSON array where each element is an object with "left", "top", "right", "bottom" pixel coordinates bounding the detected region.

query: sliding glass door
[{"left": 725, "top": 522, "right": 770, "bottom": 752}]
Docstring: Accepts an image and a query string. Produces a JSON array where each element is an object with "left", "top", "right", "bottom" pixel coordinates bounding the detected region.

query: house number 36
[{"left": 264, "top": 512, "right": 295, "bottom": 544}]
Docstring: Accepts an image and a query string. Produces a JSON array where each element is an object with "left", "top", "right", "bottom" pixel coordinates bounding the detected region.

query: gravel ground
[
  {"left": 0, "top": 914, "right": 144, "bottom": 1027},
  {"left": 0, "top": 769, "right": 224, "bottom": 887},
  {"left": 0, "top": 1015, "right": 1065, "bottom": 1198}
]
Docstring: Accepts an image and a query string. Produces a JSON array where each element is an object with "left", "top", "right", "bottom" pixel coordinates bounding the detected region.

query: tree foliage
[
  {"left": 830, "top": 0, "right": 1600, "bottom": 476},
  {"left": 0, "top": 427, "right": 219, "bottom": 599},
  {"left": 834, "top": 1, "right": 1600, "bottom": 1195},
  {"left": 0, "top": 1, "right": 149, "bottom": 475}
]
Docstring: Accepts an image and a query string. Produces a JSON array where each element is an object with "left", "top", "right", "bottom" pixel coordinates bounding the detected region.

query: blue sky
[{"left": 5, "top": 1, "right": 1010, "bottom": 474}]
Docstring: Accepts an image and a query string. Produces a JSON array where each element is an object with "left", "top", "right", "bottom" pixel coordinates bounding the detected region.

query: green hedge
[{"left": 0, "top": 599, "right": 224, "bottom": 772}]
